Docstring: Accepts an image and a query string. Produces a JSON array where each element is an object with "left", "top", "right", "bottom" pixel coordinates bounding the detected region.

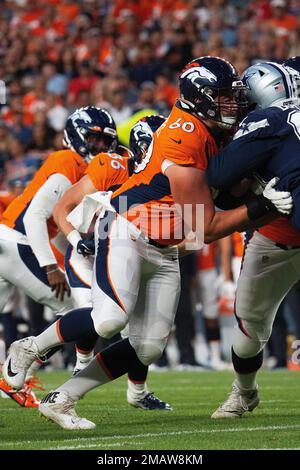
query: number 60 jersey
[{"left": 111, "top": 102, "right": 220, "bottom": 247}]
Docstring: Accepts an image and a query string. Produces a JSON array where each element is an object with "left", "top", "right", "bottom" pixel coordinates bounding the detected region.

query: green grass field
[{"left": 0, "top": 370, "right": 300, "bottom": 450}]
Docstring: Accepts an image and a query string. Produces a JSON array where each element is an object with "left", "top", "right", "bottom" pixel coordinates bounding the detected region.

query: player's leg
[
  {"left": 1, "top": 239, "right": 76, "bottom": 388},
  {"left": 38, "top": 214, "right": 143, "bottom": 428},
  {"left": 126, "top": 244, "right": 180, "bottom": 411},
  {"left": 64, "top": 245, "right": 95, "bottom": 373},
  {"left": 212, "top": 232, "right": 300, "bottom": 418},
  {"left": 39, "top": 234, "right": 180, "bottom": 428},
  {"left": 197, "top": 268, "right": 227, "bottom": 369}
]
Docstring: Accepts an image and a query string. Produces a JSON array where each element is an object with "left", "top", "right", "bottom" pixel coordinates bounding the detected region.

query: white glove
[{"left": 262, "top": 177, "right": 293, "bottom": 215}]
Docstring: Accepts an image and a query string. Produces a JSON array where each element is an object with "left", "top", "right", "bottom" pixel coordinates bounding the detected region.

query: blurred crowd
[
  {"left": 1, "top": 0, "right": 300, "bottom": 371},
  {"left": 1, "top": 0, "right": 300, "bottom": 187}
]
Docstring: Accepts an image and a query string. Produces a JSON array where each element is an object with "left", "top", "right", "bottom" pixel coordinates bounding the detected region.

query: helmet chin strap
[{"left": 84, "top": 153, "right": 95, "bottom": 163}]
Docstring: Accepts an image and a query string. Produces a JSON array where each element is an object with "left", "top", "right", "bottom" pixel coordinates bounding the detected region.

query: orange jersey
[
  {"left": 111, "top": 103, "right": 219, "bottom": 246},
  {"left": 86, "top": 152, "right": 131, "bottom": 192},
  {"left": 197, "top": 243, "right": 217, "bottom": 270},
  {"left": 1, "top": 150, "right": 87, "bottom": 240},
  {"left": 232, "top": 232, "right": 243, "bottom": 258},
  {"left": 0, "top": 191, "right": 14, "bottom": 220}
]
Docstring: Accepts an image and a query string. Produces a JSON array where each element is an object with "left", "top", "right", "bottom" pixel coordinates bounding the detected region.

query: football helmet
[
  {"left": 284, "top": 56, "right": 300, "bottom": 73},
  {"left": 283, "top": 56, "right": 300, "bottom": 99},
  {"left": 179, "top": 56, "right": 247, "bottom": 129},
  {"left": 64, "top": 106, "right": 118, "bottom": 162},
  {"left": 129, "top": 115, "right": 166, "bottom": 163},
  {"left": 241, "top": 61, "right": 300, "bottom": 110}
]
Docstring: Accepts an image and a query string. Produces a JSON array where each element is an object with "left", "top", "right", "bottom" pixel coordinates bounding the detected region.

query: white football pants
[
  {"left": 91, "top": 212, "right": 181, "bottom": 366},
  {"left": 233, "top": 231, "right": 300, "bottom": 358},
  {"left": 0, "top": 238, "right": 74, "bottom": 315}
]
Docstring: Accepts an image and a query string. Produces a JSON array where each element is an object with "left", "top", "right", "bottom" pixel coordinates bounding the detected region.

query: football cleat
[
  {"left": 3, "top": 337, "right": 41, "bottom": 390},
  {"left": 211, "top": 382, "right": 259, "bottom": 419},
  {"left": 128, "top": 392, "right": 173, "bottom": 411},
  {"left": 0, "top": 377, "right": 41, "bottom": 408},
  {"left": 39, "top": 390, "right": 96, "bottom": 430}
]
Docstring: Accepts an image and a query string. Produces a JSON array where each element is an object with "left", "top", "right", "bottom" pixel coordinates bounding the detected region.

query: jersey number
[
  {"left": 169, "top": 118, "right": 195, "bottom": 133},
  {"left": 288, "top": 110, "right": 300, "bottom": 140},
  {"left": 109, "top": 155, "right": 125, "bottom": 170}
]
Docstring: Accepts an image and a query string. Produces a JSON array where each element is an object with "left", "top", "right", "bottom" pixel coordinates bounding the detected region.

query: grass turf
[{"left": 0, "top": 370, "right": 300, "bottom": 450}]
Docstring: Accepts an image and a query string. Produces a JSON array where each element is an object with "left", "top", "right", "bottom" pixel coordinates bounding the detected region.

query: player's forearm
[
  {"left": 23, "top": 212, "right": 57, "bottom": 267},
  {"left": 53, "top": 199, "right": 78, "bottom": 238},
  {"left": 204, "top": 206, "right": 250, "bottom": 244}
]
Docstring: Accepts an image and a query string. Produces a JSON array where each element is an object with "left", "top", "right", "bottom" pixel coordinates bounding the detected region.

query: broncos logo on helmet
[
  {"left": 63, "top": 106, "right": 118, "bottom": 162},
  {"left": 129, "top": 115, "right": 166, "bottom": 164}
]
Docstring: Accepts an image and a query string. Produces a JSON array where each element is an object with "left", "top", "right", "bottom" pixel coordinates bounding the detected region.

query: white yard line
[{"left": 3, "top": 423, "right": 300, "bottom": 449}]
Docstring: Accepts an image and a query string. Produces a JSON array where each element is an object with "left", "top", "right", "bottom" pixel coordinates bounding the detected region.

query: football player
[
  {"left": 207, "top": 61, "right": 300, "bottom": 418},
  {"left": 53, "top": 115, "right": 172, "bottom": 410},
  {"left": 4, "top": 57, "right": 291, "bottom": 429},
  {"left": 0, "top": 107, "right": 117, "bottom": 395}
]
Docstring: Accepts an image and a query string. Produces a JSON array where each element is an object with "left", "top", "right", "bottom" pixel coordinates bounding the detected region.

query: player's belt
[
  {"left": 275, "top": 242, "right": 300, "bottom": 250},
  {"left": 137, "top": 229, "right": 169, "bottom": 249},
  {"left": 147, "top": 237, "right": 169, "bottom": 249}
]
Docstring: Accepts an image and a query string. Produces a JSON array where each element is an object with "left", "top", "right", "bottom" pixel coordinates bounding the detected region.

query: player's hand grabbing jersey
[{"left": 111, "top": 103, "right": 219, "bottom": 246}]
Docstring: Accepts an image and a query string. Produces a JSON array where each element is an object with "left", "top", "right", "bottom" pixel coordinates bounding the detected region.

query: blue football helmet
[
  {"left": 284, "top": 56, "right": 300, "bottom": 73},
  {"left": 129, "top": 115, "right": 166, "bottom": 163},
  {"left": 179, "top": 56, "right": 247, "bottom": 128},
  {"left": 63, "top": 107, "right": 118, "bottom": 162},
  {"left": 283, "top": 57, "right": 300, "bottom": 100}
]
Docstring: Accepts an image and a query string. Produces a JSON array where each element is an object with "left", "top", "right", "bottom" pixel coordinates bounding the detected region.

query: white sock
[
  {"left": 74, "top": 350, "right": 94, "bottom": 371},
  {"left": 76, "top": 350, "right": 93, "bottom": 363},
  {"left": 34, "top": 321, "right": 63, "bottom": 354},
  {"left": 56, "top": 355, "right": 112, "bottom": 399},
  {"left": 234, "top": 371, "right": 257, "bottom": 392},
  {"left": 210, "top": 341, "right": 222, "bottom": 362},
  {"left": 127, "top": 379, "right": 147, "bottom": 401}
]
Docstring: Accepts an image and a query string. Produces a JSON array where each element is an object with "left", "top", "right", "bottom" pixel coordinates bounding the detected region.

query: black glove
[
  {"left": 77, "top": 236, "right": 95, "bottom": 257},
  {"left": 245, "top": 195, "right": 275, "bottom": 221}
]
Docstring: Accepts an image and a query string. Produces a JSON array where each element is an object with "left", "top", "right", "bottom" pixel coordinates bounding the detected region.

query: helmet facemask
[
  {"left": 191, "top": 81, "right": 248, "bottom": 129},
  {"left": 82, "top": 127, "right": 118, "bottom": 162}
]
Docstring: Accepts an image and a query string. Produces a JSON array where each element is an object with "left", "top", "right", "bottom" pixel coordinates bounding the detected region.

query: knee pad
[
  {"left": 233, "top": 319, "right": 272, "bottom": 359},
  {"left": 131, "top": 338, "right": 164, "bottom": 366},
  {"left": 94, "top": 318, "right": 127, "bottom": 339}
]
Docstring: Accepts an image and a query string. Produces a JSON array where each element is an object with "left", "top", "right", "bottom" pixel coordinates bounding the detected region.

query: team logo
[{"left": 180, "top": 66, "right": 217, "bottom": 86}]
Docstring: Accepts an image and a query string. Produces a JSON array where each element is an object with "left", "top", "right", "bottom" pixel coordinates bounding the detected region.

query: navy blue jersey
[{"left": 207, "top": 103, "right": 300, "bottom": 241}]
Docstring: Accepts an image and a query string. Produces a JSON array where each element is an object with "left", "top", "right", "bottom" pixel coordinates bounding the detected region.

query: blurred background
[{"left": 1, "top": 0, "right": 300, "bottom": 373}]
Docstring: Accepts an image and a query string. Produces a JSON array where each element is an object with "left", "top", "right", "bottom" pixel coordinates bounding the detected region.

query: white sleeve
[
  {"left": 23, "top": 173, "right": 72, "bottom": 267},
  {"left": 161, "top": 159, "right": 180, "bottom": 174}
]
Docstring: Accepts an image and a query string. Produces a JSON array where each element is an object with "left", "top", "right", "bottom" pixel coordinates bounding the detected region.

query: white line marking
[{"left": 3, "top": 423, "right": 300, "bottom": 449}]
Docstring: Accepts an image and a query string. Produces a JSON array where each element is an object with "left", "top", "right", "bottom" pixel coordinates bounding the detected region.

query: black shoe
[{"left": 128, "top": 392, "right": 173, "bottom": 411}]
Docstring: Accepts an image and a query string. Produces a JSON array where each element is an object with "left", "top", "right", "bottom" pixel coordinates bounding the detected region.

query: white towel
[{"left": 67, "top": 191, "right": 115, "bottom": 233}]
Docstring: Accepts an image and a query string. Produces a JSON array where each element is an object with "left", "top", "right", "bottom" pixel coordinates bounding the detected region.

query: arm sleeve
[
  {"left": 207, "top": 135, "right": 281, "bottom": 190},
  {"left": 23, "top": 173, "right": 72, "bottom": 267},
  {"left": 207, "top": 113, "right": 283, "bottom": 190}
]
